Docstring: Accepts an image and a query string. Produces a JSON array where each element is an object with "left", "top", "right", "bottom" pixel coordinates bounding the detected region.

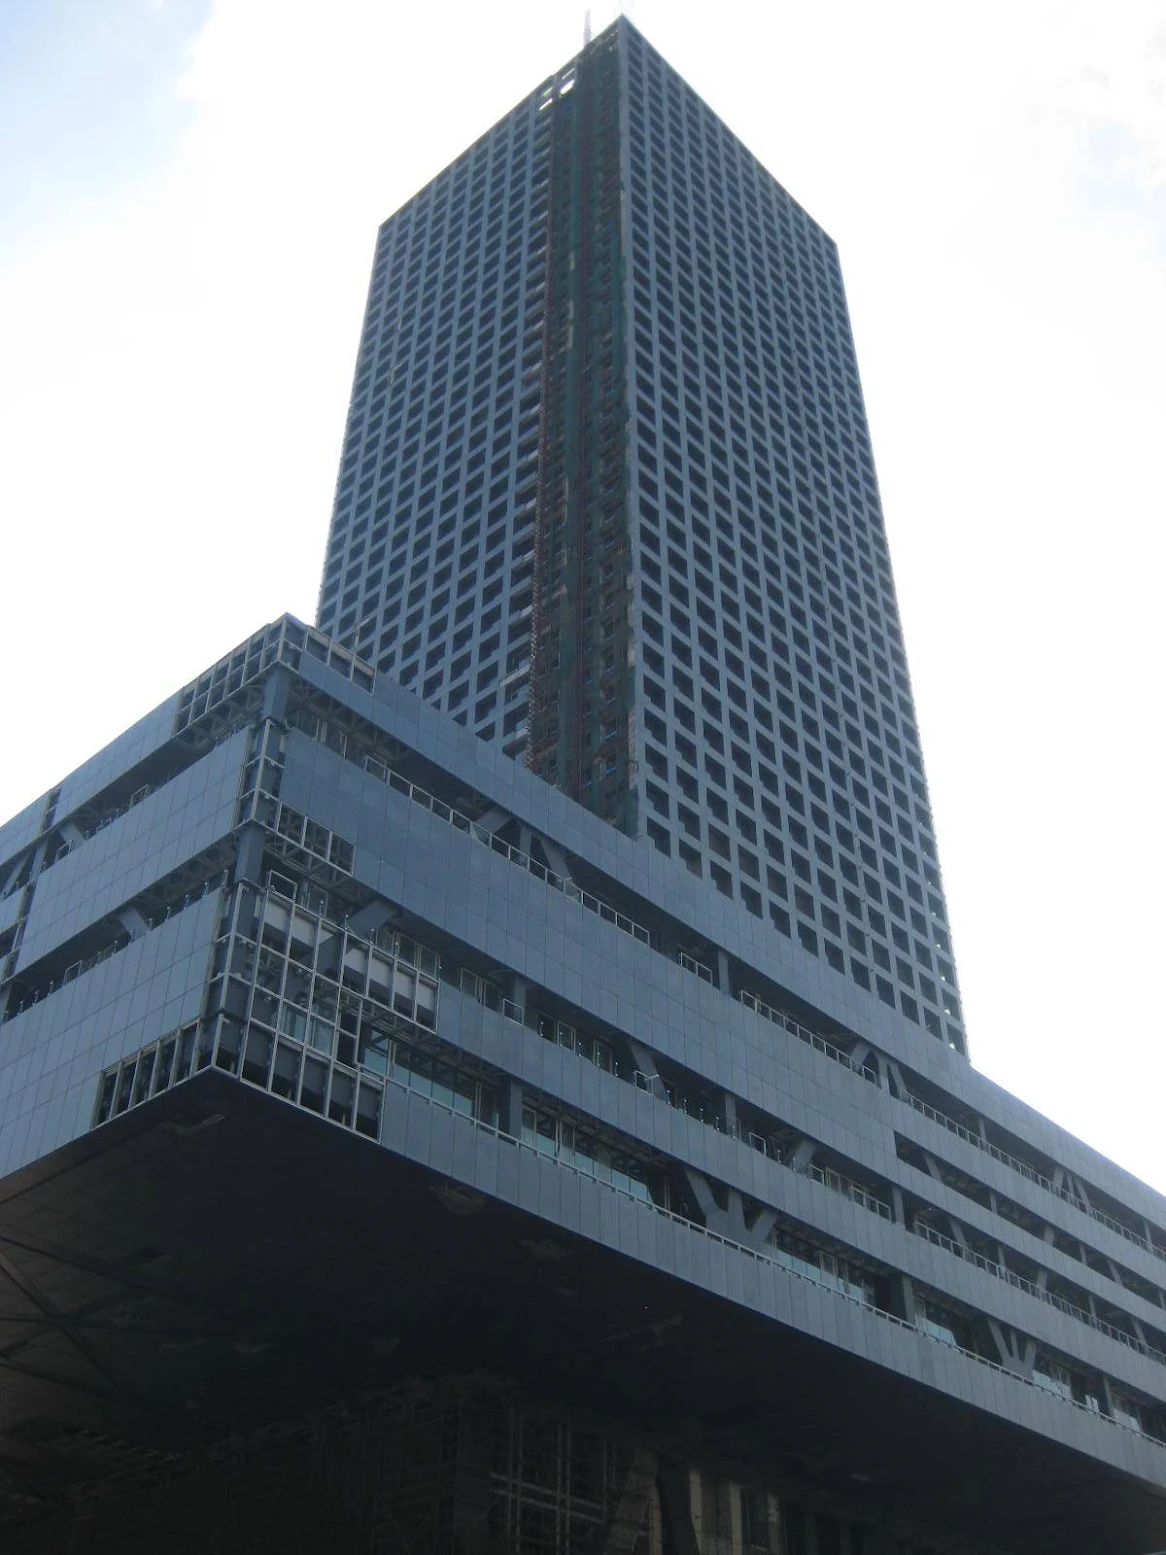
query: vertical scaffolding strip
[{"left": 527, "top": 28, "right": 634, "bottom": 838}]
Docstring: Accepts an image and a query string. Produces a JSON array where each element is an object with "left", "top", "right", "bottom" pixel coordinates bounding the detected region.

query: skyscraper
[
  {"left": 2, "top": 19, "right": 1166, "bottom": 1555},
  {"left": 318, "top": 18, "right": 965, "bottom": 1057}
]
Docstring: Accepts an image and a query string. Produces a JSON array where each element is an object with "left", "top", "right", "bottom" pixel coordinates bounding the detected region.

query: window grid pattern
[
  {"left": 622, "top": 26, "right": 963, "bottom": 1049},
  {"left": 316, "top": 19, "right": 964, "bottom": 1052},
  {"left": 317, "top": 90, "right": 553, "bottom": 757}
]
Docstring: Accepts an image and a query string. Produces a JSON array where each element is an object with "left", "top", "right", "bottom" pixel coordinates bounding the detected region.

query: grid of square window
[
  {"left": 316, "top": 86, "right": 553, "bottom": 759},
  {"left": 317, "top": 19, "right": 965, "bottom": 1053},
  {"left": 622, "top": 27, "right": 963, "bottom": 1050}
]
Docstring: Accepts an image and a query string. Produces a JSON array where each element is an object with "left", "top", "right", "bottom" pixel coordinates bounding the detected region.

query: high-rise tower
[
  {"left": 6, "top": 18, "right": 1166, "bottom": 1555},
  {"left": 317, "top": 19, "right": 965, "bottom": 1055}
]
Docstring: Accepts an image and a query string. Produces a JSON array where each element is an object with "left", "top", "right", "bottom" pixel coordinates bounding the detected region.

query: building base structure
[{"left": 2, "top": 618, "right": 1166, "bottom": 1553}]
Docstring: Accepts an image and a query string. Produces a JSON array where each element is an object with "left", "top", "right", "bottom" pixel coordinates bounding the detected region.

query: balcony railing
[
  {"left": 900, "top": 1094, "right": 1165, "bottom": 1263},
  {"left": 739, "top": 989, "right": 878, "bottom": 1084},
  {"left": 910, "top": 1220, "right": 1166, "bottom": 1370},
  {"left": 368, "top": 762, "right": 652, "bottom": 947},
  {"left": 295, "top": 1072, "right": 1166, "bottom": 1450}
]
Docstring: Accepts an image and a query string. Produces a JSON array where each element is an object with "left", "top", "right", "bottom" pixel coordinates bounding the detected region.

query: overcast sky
[{"left": 1, "top": 0, "right": 1164, "bottom": 1190}]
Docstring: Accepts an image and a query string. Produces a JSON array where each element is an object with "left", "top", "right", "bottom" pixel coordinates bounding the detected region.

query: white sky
[{"left": 1, "top": 1, "right": 1164, "bottom": 1190}]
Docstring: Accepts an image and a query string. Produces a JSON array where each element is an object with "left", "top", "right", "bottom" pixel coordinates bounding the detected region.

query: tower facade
[
  {"left": 6, "top": 18, "right": 1166, "bottom": 1554},
  {"left": 317, "top": 20, "right": 965, "bottom": 1056}
]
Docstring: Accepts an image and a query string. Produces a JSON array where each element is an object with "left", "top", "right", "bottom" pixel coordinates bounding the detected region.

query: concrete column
[
  {"left": 888, "top": 1273, "right": 917, "bottom": 1325},
  {"left": 261, "top": 665, "right": 292, "bottom": 724},
  {"left": 603, "top": 1446, "right": 657, "bottom": 1555},
  {"left": 499, "top": 1079, "right": 525, "bottom": 1138},
  {"left": 1100, "top": 1375, "right": 1117, "bottom": 1418},
  {"left": 539, "top": 836, "right": 574, "bottom": 883},
  {"left": 234, "top": 821, "right": 267, "bottom": 886},
  {"left": 848, "top": 1040, "right": 872, "bottom": 1075},
  {"left": 728, "top": 1475, "right": 744, "bottom": 1553},
  {"left": 509, "top": 973, "right": 529, "bottom": 1019},
  {"left": 1005, "top": 1320, "right": 1036, "bottom": 1372},
  {"left": 472, "top": 805, "right": 511, "bottom": 837},
  {"left": 655, "top": 1461, "right": 700, "bottom": 1555},
  {"left": 647, "top": 1484, "right": 664, "bottom": 1555},
  {"left": 1013, "top": 1336, "right": 1036, "bottom": 1379},
  {"left": 117, "top": 907, "right": 151, "bottom": 939},
  {"left": 946, "top": 1217, "right": 968, "bottom": 1249},
  {"left": 628, "top": 1040, "right": 664, "bottom": 1098},
  {"left": 766, "top": 1491, "right": 782, "bottom": 1555},
  {"left": 985, "top": 1319, "right": 1012, "bottom": 1367}
]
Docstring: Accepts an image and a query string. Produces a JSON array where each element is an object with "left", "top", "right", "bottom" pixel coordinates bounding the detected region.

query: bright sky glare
[{"left": 1, "top": 0, "right": 1163, "bottom": 1189}]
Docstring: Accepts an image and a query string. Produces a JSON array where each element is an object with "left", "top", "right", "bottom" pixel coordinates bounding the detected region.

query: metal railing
[
  {"left": 741, "top": 980, "right": 1166, "bottom": 1267},
  {"left": 320, "top": 710, "right": 1166, "bottom": 1274},
  {"left": 107, "top": 978, "right": 1163, "bottom": 1449},
  {"left": 531, "top": 1001, "right": 1161, "bottom": 1374},
  {"left": 739, "top": 989, "right": 878, "bottom": 1084},
  {"left": 910, "top": 1220, "right": 1166, "bottom": 1369},
  {"left": 903, "top": 1093, "right": 1051, "bottom": 1187},
  {"left": 458, "top": 968, "right": 523, "bottom": 1026},
  {"left": 370, "top": 763, "right": 652, "bottom": 946},
  {"left": 809, "top": 1163, "right": 892, "bottom": 1221},
  {"left": 329, "top": 1077, "right": 1165, "bottom": 1451},
  {"left": 677, "top": 950, "right": 714, "bottom": 984},
  {"left": 2, "top": 875, "right": 227, "bottom": 1024},
  {"left": 900, "top": 1093, "right": 1165, "bottom": 1263}
]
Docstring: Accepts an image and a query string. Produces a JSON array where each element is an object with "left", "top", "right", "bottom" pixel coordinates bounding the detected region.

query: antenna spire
[{"left": 583, "top": 8, "right": 592, "bottom": 44}]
